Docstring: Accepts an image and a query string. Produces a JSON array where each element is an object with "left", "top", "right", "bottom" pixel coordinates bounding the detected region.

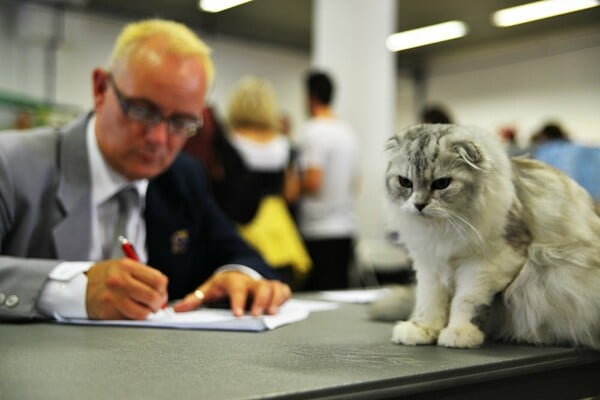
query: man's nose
[{"left": 145, "top": 121, "right": 169, "bottom": 145}]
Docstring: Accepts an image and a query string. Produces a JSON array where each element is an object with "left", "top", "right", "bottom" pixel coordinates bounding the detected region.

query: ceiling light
[
  {"left": 386, "top": 21, "right": 468, "bottom": 52},
  {"left": 199, "top": 0, "right": 253, "bottom": 13},
  {"left": 492, "top": 0, "right": 599, "bottom": 27}
]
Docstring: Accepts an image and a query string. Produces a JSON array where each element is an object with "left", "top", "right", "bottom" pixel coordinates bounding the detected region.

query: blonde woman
[{"left": 212, "top": 76, "right": 311, "bottom": 289}]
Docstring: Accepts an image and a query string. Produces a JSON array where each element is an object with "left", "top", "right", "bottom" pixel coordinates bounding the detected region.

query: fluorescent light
[
  {"left": 199, "top": 0, "right": 253, "bottom": 13},
  {"left": 386, "top": 21, "right": 468, "bottom": 52},
  {"left": 492, "top": 0, "right": 599, "bottom": 27}
]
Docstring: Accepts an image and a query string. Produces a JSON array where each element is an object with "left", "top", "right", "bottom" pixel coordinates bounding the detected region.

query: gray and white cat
[{"left": 379, "top": 124, "right": 600, "bottom": 349}]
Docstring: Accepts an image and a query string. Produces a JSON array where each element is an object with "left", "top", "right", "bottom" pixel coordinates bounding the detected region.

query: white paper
[
  {"left": 54, "top": 299, "right": 337, "bottom": 332},
  {"left": 317, "top": 288, "right": 391, "bottom": 304}
]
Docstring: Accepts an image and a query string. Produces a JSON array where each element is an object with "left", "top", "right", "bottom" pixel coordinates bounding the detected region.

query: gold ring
[{"left": 193, "top": 289, "right": 205, "bottom": 301}]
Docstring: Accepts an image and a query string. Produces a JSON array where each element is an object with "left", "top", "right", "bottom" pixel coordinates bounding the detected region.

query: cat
[{"left": 377, "top": 123, "right": 600, "bottom": 349}]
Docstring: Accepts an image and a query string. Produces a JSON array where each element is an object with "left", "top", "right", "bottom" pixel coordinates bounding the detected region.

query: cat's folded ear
[
  {"left": 384, "top": 135, "right": 401, "bottom": 153},
  {"left": 452, "top": 140, "right": 484, "bottom": 170}
]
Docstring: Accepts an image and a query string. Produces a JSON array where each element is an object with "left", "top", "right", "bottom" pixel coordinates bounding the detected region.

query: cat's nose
[{"left": 415, "top": 203, "right": 427, "bottom": 212}]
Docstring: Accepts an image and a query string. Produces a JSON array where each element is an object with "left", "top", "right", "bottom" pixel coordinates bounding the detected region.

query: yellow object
[{"left": 238, "top": 196, "right": 311, "bottom": 281}]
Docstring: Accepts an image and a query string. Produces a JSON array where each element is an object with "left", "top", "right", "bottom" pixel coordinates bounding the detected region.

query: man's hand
[
  {"left": 172, "top": 271, "right": 291, "bottom": 317},
  {"left": 85, "top": 258, "right": 169, "bottom": 320}
]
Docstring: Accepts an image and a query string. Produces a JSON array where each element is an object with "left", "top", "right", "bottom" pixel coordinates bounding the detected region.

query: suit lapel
[{"left": 52, "top": 114, "right": 93, "bottom": 260}]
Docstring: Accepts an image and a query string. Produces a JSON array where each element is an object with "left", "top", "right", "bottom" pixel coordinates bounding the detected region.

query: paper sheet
[
  {"left": 317, "top": 288, "right": 391, "bottom": 304},
  {"left": 55, "top": 299, "right": 338, "bottom": 332}
]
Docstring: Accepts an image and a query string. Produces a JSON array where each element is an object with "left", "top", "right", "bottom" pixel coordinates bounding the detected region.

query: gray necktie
[{"left": 107, "top": 186, "right": 139, "bottom": 259}]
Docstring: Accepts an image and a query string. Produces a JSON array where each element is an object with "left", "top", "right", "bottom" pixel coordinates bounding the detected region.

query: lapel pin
[{"left": 171, "top": 229, "right": 189, "bottom": 254}]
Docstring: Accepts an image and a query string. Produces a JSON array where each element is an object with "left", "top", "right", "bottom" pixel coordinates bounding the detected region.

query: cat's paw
[
  {"left": 437, "top": 323, "right": 485, "bottom": 348},
  {"left": 391, "top": 320, "right": 438, "bottom": 345}
]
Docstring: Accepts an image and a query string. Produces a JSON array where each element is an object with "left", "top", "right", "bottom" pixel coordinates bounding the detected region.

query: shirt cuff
[
  {"left": 37, "top": 261, "right": 93, "bottom": 319},
  {"left": 215, "top": 264, "right": 263, "bottom": 281}
]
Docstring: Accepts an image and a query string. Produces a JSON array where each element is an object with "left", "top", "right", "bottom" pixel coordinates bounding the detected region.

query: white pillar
[{"left": 312, "top": 0, "right": 397, "bottom": 239}]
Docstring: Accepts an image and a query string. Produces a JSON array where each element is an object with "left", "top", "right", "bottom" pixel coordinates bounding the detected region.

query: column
[{"left": 312, "top": 0, "right": 397, "bottom": 239}]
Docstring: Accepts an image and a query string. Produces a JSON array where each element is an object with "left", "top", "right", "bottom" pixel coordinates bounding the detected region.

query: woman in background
[{"left": 212, "top": 76, "right": 311, "bottom": 289}]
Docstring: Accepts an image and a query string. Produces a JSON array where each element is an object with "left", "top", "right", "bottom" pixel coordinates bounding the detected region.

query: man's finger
[
  {"left": 117, "top": 296, "right": 154, "bottom": 320},
  {"left": 126, "top": 259, "right": 169, "bottom": 294},
  {"left": 267, "top": 282, "right": 292, "bottom": 315},
  {"left": 125, "top": 274, "right": 169, "bottom": 312},
  {"left": 249, "top": 281, "right": 272, "bottom": 316},
  {"left": 228, "top": 284, "right": 250, "bottom": 317},
  {"left": 172, "top": 285, "right": 209, "bottom": 312}
]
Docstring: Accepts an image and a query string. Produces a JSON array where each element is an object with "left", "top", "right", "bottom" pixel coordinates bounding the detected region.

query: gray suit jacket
[
  {"left": 0, "top": 114, "right": 275, "bottom": 320},
  {"left": 0, "top": 116, "right": 92, "bottom": 319}
]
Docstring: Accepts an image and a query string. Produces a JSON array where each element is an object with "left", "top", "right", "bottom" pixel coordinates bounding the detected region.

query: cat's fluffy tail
[{"left": 368, "top": 285, "right": 415, "bottom": 321}]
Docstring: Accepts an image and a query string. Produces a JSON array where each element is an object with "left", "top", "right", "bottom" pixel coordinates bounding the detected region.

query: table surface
[{"left": 2, "top": 298, "right": 599, "bottom": 400}]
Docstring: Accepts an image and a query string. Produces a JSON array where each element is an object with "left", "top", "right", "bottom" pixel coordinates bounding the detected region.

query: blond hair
[
  {"left": 227, "top": 76, "right": 279, "bottom": 131},
  {"left": 108, "top": 19, "right": 215, "bottom": 87}
]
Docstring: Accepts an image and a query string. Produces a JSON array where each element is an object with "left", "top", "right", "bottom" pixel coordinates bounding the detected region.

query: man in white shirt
[{"left": 298, "top": 71, "right": 360, "bottom": 290}]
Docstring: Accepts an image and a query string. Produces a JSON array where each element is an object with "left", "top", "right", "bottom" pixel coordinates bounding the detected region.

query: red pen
[
  {"left": 118, "top": 236, "right": 139, "bottom": 260},
  {"left": 118, "top": 235, "right": 168, "bottom": 309}
]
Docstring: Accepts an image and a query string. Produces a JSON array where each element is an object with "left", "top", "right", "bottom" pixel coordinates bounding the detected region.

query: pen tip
[{"left": 118, "top": 235, "right": 128, "bottom": 245}]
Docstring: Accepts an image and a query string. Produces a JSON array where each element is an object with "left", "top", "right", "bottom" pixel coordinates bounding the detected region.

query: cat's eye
[
  {"left": 431, "top": 177, "right": 451, "bottom": 190},
  {"left": 398, "top": 176, "right": 413, "bottom": 188}
]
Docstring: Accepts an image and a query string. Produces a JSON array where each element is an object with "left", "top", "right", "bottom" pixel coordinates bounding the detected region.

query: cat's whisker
[
  {"left": 443, "top": 213, "right": 468, "bottom": 243},
  {"left": 443, "top": 211, "right": 485, "bottom": 253},
  {"left": 451, "top": 213, "right": 486, "bottom": 250}
]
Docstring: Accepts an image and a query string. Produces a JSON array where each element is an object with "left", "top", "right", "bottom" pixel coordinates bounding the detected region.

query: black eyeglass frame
[{"left": 108, "top": 73, "right": 202, "bottom": 138}]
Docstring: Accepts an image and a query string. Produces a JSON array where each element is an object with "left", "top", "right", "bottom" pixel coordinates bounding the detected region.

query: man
[
  {"left": 298, "top": 70, "right": 359, "bottom": 290},
  {"left": 0, "top": 19, "right": 290, "bottom": 321}
]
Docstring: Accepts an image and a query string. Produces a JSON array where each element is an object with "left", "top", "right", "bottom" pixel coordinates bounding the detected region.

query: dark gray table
[{"left": 1, "top": 300, "right": 599, "bottom": 400}]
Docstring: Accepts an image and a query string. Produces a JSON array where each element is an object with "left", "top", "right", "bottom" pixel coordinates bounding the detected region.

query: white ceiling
[{"left": 15, "top": 0, "right": 600, "bottom": 68}]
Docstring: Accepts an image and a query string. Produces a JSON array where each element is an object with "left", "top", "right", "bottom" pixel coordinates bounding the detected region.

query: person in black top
[{"left": 211, "top": 76, "right": 311, "bottom": 289}]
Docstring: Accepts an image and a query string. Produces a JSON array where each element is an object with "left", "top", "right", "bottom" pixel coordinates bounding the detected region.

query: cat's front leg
[
  {"left": 392, "top": 268, "right": 449, "bottom": 345},
  {"left": 437, "top": 271, "right": 492, "bottom": 348}
]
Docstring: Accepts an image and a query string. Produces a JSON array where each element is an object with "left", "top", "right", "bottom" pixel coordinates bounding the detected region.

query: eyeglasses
[{"left": 108, "top": 73, "right": 202, "bottom": 138}]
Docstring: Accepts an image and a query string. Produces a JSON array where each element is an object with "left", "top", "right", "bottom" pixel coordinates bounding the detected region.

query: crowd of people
[{"left": 184, "top": 71, "right": 360, "bottom": 291}]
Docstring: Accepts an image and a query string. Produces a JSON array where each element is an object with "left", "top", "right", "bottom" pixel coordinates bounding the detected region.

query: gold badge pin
[{"left": 171, "top": 229, "right": 189, "bottom": 254}]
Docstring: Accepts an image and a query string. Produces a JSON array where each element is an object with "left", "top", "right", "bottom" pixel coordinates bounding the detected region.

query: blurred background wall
[
  {"left": 1, "top": 2, "right": 598, "bottom": 144},
  {"left": 0, "top": 0, "right": 598, "bottom": 243}
]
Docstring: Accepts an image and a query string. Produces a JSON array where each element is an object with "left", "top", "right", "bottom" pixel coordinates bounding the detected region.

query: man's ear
[{"left": 92, "top": 68, "right": 109, "bottom": 108}]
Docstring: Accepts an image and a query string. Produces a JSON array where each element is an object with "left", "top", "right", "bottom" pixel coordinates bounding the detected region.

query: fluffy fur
[{"left": 379, "top": 124, "right": 600, "bottom": 349}]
